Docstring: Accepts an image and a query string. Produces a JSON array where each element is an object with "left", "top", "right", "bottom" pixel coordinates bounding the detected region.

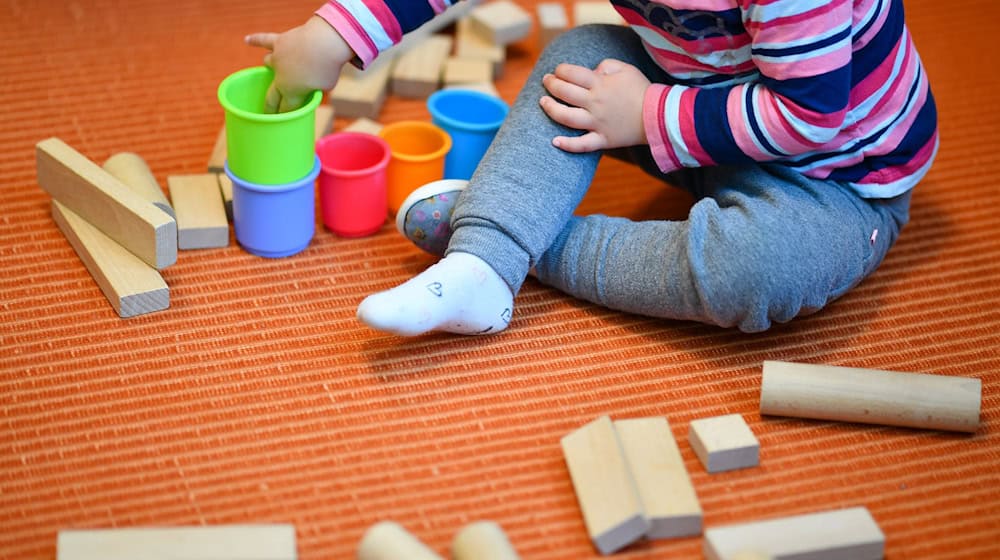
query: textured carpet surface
[{"left": 2, "top": 1, "right": 998, "bottom": 558}]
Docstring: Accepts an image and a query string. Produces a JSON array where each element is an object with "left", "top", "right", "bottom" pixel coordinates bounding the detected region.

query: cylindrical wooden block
[
  {"left": 451, "top": 521, "right": 520, "bottom": 560},
  {"left": 356, "top": 521, "right": 443, "bottom": 560},
  {"left": 760, "top": 361, "right": 981, "bottom": 433},
  {"left": 103, "top": 152, "right": 175, "bottom": 218}
]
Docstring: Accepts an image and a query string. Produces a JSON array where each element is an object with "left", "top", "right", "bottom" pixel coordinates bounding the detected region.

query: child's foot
[
  {"left": 396, "top": 179, "right": 466, "bottom": 256},
  {"left": 357, "top": 252, "right": 513, "bottom": 336}
]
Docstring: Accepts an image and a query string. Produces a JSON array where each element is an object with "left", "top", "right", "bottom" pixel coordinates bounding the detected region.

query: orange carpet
[{"left": 2, "top": 1, "right": 998, "bottom": 558}]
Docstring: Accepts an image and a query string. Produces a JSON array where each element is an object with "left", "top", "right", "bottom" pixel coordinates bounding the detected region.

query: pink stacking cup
[{"left": 316, "top": 132, "right": 392, "bottom": 237}]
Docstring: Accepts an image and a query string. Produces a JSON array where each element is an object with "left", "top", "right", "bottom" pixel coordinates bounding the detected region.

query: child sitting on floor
[{"left": 247, "top": 0, "right": 937, "bottom": 336}]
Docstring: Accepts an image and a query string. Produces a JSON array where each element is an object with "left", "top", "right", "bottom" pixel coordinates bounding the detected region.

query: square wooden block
[{"left": 688, "top": 414, "right": 759, "bottom": 473}]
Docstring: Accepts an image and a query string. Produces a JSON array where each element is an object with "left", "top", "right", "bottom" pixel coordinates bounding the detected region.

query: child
[{"left": 247, "top": 0, "right": 937, "bottom": 336}]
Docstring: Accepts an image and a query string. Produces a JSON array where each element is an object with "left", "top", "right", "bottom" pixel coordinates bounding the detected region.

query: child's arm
[{"left": 539, "top": 59, "right": 650, "bottom": 152}]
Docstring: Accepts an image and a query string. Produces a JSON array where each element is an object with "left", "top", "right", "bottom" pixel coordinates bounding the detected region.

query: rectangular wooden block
[
  {"left": 469, "top": 1, "right": 532, "bottom": 45},
  {"left": 207, "top": 125, "right": 227, "bottom": 173},
  {"left": 216, "top": 172, "right": 234, "bottom": 221},
  {"left": 167, "top": 174, "right": 229, "bottom": 250},
  {"left": 615, "top": 417, "right": 702, "bottom": 539},
  {"left": 343, "top": 118, "right": 384, "bottom": 136},
  {"left": 537, "top": 3, "right": 568, "bottom": 48},
  {"left": 315, "top": 103, "right": 335, "bottom": 139},
  {"left": 330, "top": 55, "right": 395, "bottom": 119},
  {"left": 36, "top": 137, "right": 177, "bottom": 270},
  {"left": 573, "top": 2, "right": 626, "bottom": 26},
  {"left": 52, "top": 201, "right": 169, "bottom": 318},
  {"left": 392, "top": 35, "right": 453, "bottom": 98},
  {"left": 760, "top": 360, "right": 982, "bottom": 433},
  {"left": 57, "top": 524, "right": 297, "bottom": 560},
  {"left": 455, "top": 17, "right": 505, "bottom": 79},
  {"left": 703, "top": 507, "right": 885, "bottom": 560},
  {"left": 561, "top": 415, "right": 650, "bottom": 555},
  {"left": 443, "top": 57, "right": 494, "bottom": 86},
  {"left": 445, "top": 82, "right": 501, "bottom": 98},
  {"left": 688, "top": 414, "right": 759, "bottom": 473}
]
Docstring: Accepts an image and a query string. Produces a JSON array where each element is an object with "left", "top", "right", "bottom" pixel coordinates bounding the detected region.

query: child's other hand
[
  {"left": 540, "top": 59, "right": 649, "bottom": 152},
  {"left": 245, "top": 16, "right": 352, "bottom": 113}
]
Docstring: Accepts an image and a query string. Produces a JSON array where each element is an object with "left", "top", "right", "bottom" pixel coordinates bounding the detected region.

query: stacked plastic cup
[{"left": 218, "top": 66, "right": 322, "bottom": 258}]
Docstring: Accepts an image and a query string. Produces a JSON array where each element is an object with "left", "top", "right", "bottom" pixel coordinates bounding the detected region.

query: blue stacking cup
[
  {"left": 225, "top": 157, "right": 320, "bottom": 258},
  {"left": 427, "top": 89, "right": 509, "bottom": 180}
]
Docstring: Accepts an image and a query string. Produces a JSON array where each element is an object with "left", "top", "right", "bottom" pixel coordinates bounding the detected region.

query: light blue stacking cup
[
  {"left": 427, "top": 89, "right": 509, "bottom": 180},
  {"left": 225, "top": 156, "right": 320, "bottom": 258}
]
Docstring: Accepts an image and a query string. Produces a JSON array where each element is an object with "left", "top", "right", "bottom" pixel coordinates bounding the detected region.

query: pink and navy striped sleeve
[
  {"left": 315, "top": 1, "right": 459, "bottom": 67},
  {"left": 630, "top": 0, "right": 938, "bottom": 197}
]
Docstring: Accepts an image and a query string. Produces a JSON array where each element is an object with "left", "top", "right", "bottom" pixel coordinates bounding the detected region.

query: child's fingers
[
  {"left": 552, "top": 131, "right": 606, "bottom": 153},
  {"left": 552, "top": 63, "right": 597, "bottom": 89},
  {"left": 245, "top": 32, "right": 278, "bottom": 50},
  {"left": 278, "top": 92, "right": 306, "bottom": 113},
  {"left": 263, "top": 84, "right": 282, "bottom": 114},
  {"left": 542, "top": 73, "right": 589, "bottom": 108},
  {"left": 539, "top": 96, "right": 594, "bottom": 130}
]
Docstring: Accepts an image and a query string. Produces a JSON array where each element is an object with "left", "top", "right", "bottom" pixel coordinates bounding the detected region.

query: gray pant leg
[
  {"left": 535, "top": 163, "right": 912, "bottom": 332},
  {"left": 446, "top": 25, "right": 667, "bottom": 294}
]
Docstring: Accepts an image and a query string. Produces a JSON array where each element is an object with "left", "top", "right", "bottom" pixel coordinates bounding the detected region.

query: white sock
[{"left": 357, "top": 252, "right": 513, "bottom": 336}]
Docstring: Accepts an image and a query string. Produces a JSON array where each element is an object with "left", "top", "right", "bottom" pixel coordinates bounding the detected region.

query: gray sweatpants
[{"left": 446, "top": 24, "right": 911, "bottom": 332}]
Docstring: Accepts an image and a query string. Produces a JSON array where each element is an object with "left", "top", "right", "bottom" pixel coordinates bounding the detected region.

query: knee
[{"left": 539, "top": 24, "right": 636, "bottom": 67}]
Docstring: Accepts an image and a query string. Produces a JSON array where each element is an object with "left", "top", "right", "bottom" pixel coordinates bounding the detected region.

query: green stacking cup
[{"left": 217, "top": 66, "right": 322, "bottom": 185}]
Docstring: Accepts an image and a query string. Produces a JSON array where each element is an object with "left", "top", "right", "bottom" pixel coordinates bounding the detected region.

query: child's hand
[
  {"left": 245, "top": 16, "right": 353, "bottom": 113},
  {"left": 540, "top": 59, "right": 650, "bottom": 152}
]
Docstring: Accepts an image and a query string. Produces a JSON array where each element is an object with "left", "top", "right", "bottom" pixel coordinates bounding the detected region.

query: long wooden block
[
  {"left": 688, "top": 414, "right": 760, "bottom": 473},
  {"left": 703, "top": 507, "right": 885, "bottom": 560},
  {"left": 357, "top": 521, "right": 442, "bottom": 560},
  {"left": 51, "top": 201, "right": 168, "bottom": 318},
  {"left": 37, "top": 137, "right": 177, "bottom": 270},
  {"left": 451, "top": 521, "right": 520, "bottom": 560},
  {"left": 167, "top": 174, "right": 229, "bottom": 249},
  {"left": 342, "top": 118, "right": 384, "bottom": 136},
  {"left": 760, "top": 360, "right": 982, "bottom": 433},
  {"left": 561, "top": 415, "right": 649, "bottom": 555},
  {"left": 331, "top": 55, "right": 395, "bottom": 119},
  {"left": 391, "top": 35, "right": 453, "bottom": 98},
  {"left": 216, "top": 172, "right": 234, "bottom": 221},
  {"left": 537, "top": 3, "right": 569, "bottom": 48},
  {"left": 468, "top": 1, "right": 532, "bottom": 45},
  {"left": 102, "top": 152, "right": 175, "bottom": 218},
  {"left": 615, "top": 417, "right": 702, "bottom": 539},
  {"left": 57, "top": 524, "right": 297, "bottom": 560}
]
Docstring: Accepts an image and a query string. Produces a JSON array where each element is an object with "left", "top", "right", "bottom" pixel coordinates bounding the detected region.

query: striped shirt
[{"left": 316, "top": 0, "right": 938, "bottom": 197}]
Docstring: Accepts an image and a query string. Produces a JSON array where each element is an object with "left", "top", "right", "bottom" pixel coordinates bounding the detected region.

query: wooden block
[
  {"left": 688, "top": 414, "right": 760, "bottom": 473},
  {"left": 455, "top": 17, "right": 505, "bottom": 79},
  {"left": 342, "top": 118, "right": 384, "bottom": 136},
  {"left": 703, "top": 507, "right": 885, "bottom": 560},
  {"left": 573, "top": 2, "right": 626, "bottom": 26},
  {"left": 443, "top": 57, "right": 494, "bottom": 86},
  {"left": 760, "top": 360, "right": 982, "bottom": 433},
  {"left": 207, "top": 125, "right": 227, "bottom": 173},
  {"left": 468, "top": 1, "right": 532, "bottom": 45},
  {"left": 391, "top": 35, "right": 453, "bottom": 98},
  {"left": 102, "top": 152, "right": 174, "bottom": 218},
  {"left": 216, "top": 172, "right": 233, "bottom": 221},
  {"left": 36, "top": 137, "right": 177, "bottom": 270},
  {"left": 537, "top": 3, "right": 569, "bottom": 48},
  {"left": 315, "top": 103, "right": 335, "bottom": 139},
  {"left": 331, "top": 55, "right": 395, "bottom": 119},
  {"left": 51, "top": 201, "right": 169, "bottom": 318},
  {"left": 445, "top": 82, "right": 501, "bottom": 98},
  {"left": 451, "top": 521, "right": 520, "bottom": 560},
  {"left": 167, "top": 174, "right": 229, "bottom": 250},
  {"left": 560, "top": 415, "right": 649, "bottom": 555},
  {"left": 615, "top": 417, "right": 702, "bottom": 539},
  {"left": 357, "top": 521, "right": 443, "bottom": 560},
  {"left": 57, "top": 524, "right": 296, "bottom": 560}
]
